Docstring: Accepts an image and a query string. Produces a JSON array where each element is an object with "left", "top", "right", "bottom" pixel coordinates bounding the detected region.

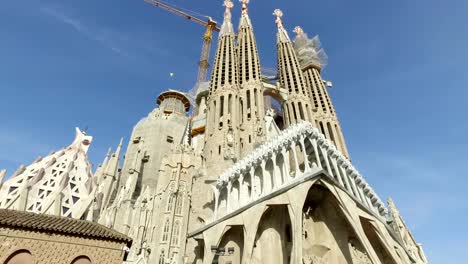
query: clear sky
[{"left": 1, "top": 0, "right": 467, "bottom": 262}]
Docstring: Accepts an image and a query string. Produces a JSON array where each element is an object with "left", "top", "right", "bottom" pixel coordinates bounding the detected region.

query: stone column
[
  {"left": 290, "top": 142, "right": 300, "bottom": 178},
  {"left": 239, "top": 174, "right": 245, "bottom": 206},
  {"left": 250, "top": 166, "right": 255, "bottom": 200},
  {"left": 213, "top": 188, "right": 220, "bottom": 220},
  {"left": 319, "top": 146, "right": 333, "bottom": 176},
  {"left": 226, "top": 183, "right": 232, "bottom": 214},
  {"left": 260, "top": 160, "right": 268, "bottom": 194},
  {"left": 331, "top": 158, "right": 344, "bottom": 186},
  {"left": 311, "top": 139, "right": 322, "bottom": 168},
  {"left": 271, "top": 153, "right": 278, "bottom": 190},
  {"left": 281, "top": 148, "right": 291, "bottom": 184}
]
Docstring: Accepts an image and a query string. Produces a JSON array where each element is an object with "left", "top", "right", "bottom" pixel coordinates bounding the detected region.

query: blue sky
[{"left": 1, "top": 0, "right": 467, "bottom": 262}]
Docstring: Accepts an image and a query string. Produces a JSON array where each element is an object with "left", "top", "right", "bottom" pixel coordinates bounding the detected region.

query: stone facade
[
  {"left": 0, "top": 227, "right": 126, "bottom": 264},
  {"left": 0, "top": 209, "right": 131, "bottom": 264}
]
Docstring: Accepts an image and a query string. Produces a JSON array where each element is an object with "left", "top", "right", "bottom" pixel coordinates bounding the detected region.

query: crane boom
[
  {"left": 144, "top": 0, "right": 220, "bottom": 85},
  {"left": 144, "top": 0, "right": 220, "bottom": 31}
]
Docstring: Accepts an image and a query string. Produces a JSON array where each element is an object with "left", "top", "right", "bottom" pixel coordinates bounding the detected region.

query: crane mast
[{"left": 144, "top": 0, "right": 220, "bottom": 84}]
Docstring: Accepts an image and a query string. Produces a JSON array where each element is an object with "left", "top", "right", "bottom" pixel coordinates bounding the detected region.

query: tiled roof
[{"left": 0, "top": 209, "right": 132, "bottom": 245}]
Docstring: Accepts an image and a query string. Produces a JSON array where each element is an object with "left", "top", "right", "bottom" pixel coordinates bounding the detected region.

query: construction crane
[{"left": 144, "top": 0, "right": 220, "bottom": 85}]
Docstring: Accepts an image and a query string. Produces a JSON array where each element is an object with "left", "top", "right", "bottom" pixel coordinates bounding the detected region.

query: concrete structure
[
  {"left": 0, "top": 209, "right": 131, "bottom": 264},
  {"left": 0, "top": 1, "right": 429, "bottom": 264}
]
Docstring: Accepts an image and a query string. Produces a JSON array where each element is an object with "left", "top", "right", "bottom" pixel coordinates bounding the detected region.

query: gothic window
[
  {"left": 172, "top": 220, "right": 181, "bottom": 246},
  {"left": 159, "top": 249, "right": 165, "bottom": 264},
  {"left": 175, "top": 194, "right": 184, "bottom": 215},
  {"left": 162, "top": 218, "right": 170, "bottom": 242},
  {"left": 166, "top": 194, "right": 175, "bottom": 212}
]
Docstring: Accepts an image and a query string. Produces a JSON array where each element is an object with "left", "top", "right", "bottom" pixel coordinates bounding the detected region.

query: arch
[
  {"left": 288, "top": 142, "right": 305, "bottom": 176},
  {"left": 172, "top": 220, "right": 181, "bottom": 246},
  {"left": 264, "top": 159, "right": 275, "bottom": 192},
  {"left": 251, "top": 205, "right": 292, "bottom": 264},
  {"left": 4, "top": 250, "right": 33, "bottom": 264},
  {"left": 166, "top": 194, "right": 175, "bottom": 212},
  {"left": 305, "top": 138, "right": 318, "bottom": 168},
  {"left": 230, "top": 180, "right": 240, "bottom": 210},
  {"left": 296, "top": 142, "right": 307, "bottom": 173},
  {"left": 301, "top": 183, "right": 372, "bottom": 263},
  {"left": 275, "top": 153, "right": 286, "bottom": 186},
  {"left": 263, "top": 90, "right": 285, "bottom": 130},
  {"left": 218, "top": 187, "right": 228, "bottom": 216},
  {"left": 213, "top": 226, "right": 244, "bottom": 264},
  {"left": 241, "top": 172, "right": 252, "bottom": 205},
  {"left": 360, "top": 217, "right": 398, "bottom": 264},
  {"left": 253, "top": 166, "right": 263, "bottom": 198},
  {"left": 175, "top": 193, "right": 184, "bottom": 215},
  {"left": 162, "top": 217, "right": 170, "bottom": 242},
  {"left": 71, "top": 256, "right": 91, "bottom": 264}
]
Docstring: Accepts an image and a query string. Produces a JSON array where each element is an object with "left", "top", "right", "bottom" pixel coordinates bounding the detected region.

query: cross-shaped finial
[
  {"left": 294, "top": 26, "right": 304, "bottom": 36},
  {"left": 240, "top": 0, "right": 249, "bottom": 15},
  {"left": 273, "top": 9, "right": 284, "bottom": 28}
]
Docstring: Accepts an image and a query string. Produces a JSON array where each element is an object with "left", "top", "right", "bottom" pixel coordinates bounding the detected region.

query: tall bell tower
[
  {"left": 237, "top": 0, "right": 266, "bottom": 156},
  {"left": 204, "top": 0, "right": 240, "bottom": 177},
  {"left": 293, "top": 27, "right": 350, "bottom": 158},
  {"left": 274, "top": 10, "right": 315, "bottom": 127}
]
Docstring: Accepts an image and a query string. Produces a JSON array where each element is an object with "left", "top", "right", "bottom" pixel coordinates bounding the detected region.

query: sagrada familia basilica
[{"left": 0, "top": 1, "right": 429, "bottom": 264}]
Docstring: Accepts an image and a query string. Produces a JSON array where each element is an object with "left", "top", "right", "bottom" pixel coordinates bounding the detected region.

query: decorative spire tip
[
  {"left": 240, "top": 0, "right": 249, "bottom": 15},
  {"left": 273, "top": 9, "right": 284, "bottom": 29},
  {"left": 224, "top": 0, "right": 234, "bottom": 20},
  {"left": 294, "top": 26, "right": 304, "bottom": 36}
]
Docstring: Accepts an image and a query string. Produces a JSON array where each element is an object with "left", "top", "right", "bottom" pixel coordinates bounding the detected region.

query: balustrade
[{"left": 212, "top": 122, "right": 387, "bottom": 222}]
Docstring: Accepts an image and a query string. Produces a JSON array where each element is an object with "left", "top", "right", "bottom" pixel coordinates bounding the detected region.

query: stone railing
[{"left": 212, "top": 122, "right": 387, "bottom": 220}]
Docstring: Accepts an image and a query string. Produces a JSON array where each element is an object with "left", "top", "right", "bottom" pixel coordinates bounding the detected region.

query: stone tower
[
  {"left": 237, "top": 0, "right": 266, "bottom": 156},
  {"left": 101, "top": 90, "right": 190, "bottom": 234},
  {"left": 293, "top": 26, "right": 350, "bottom": 158},
  {"left": 204, "top": 0, "right": 241, "bottom": 178},
  {"left": 274, "top": 9, "right": 315, "bottom": 127}
]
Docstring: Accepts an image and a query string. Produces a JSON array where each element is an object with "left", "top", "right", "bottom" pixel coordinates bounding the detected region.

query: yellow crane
[{"left": 144, "top": 0, "right": 220, "bottom": 84}]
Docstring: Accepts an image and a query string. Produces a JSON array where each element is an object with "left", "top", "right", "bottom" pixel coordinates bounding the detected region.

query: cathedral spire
[
  {"left": 293, "top": 26, "right": 350, "bottom": 158},
  {"left": 273, "top": 9, "right": 313, "bottom": 126},
  {"left": 219, "top": 0, "right": 234, "bottom": 36},
  {"left": 273, "top": 9, "right": 291, "bottom": 43},
  {"left": 204, "top": 0, "right": 240, "bottom": 177},
  {"left": 238, "top": 0, "right": 261, "bottom": 84},
  {"left": 209, "top": 0, "right": 238, "bottom": 93},
  {"left": 237, "top": 0, "right": 266, "bottom": 155}
]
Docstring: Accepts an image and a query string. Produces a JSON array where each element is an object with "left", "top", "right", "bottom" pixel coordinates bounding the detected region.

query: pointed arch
[
  {"left": 360, "top": 217, "right": 399, "bottom": 264},
  {"left": 251, "top": 205, "right": 292, "bottom": 264},
  {"left": 213, "top": 226, "right": 245, "bottom": 264},
  {"left": 275, "top": 153, "right": 287, "bottom": 186},
  {"left": 301, "top": 183, "right": 370, "bottom": 263}
]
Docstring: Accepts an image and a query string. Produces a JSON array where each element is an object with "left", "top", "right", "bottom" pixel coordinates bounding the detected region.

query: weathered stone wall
[{"left": 0, "top": 227, "right": 127, "bottom": 264}]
